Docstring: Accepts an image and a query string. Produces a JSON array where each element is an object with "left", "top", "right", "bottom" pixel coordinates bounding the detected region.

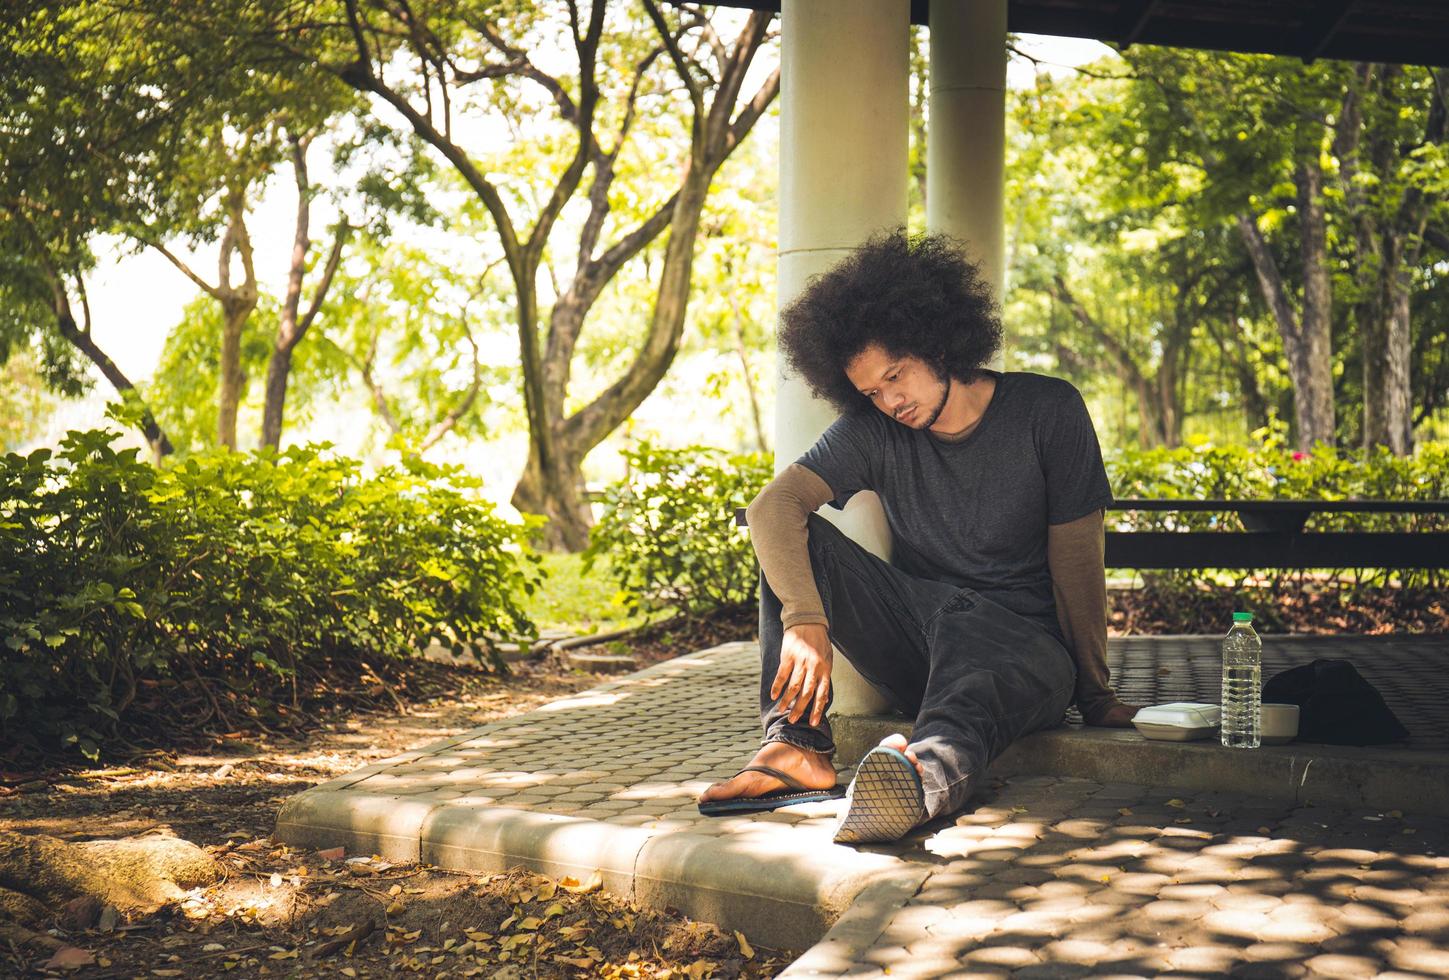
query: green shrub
[
  {"left": 1106, "top": 439, "right": 1449, "bottom": 612},
  {"left": 1107, "top": 440, "right": 1449, "bottom": 532},
  {"left": 585, "top": 444, "right": 772, "bottom": 615},
  {"left": 584, "top": 438, "right": 1445, "bottom": 630},
  {"left": 0, "top": 429, "right": 540, "bottom": 759}
]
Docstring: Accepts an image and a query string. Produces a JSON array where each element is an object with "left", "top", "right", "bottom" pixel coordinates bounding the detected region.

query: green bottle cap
[{"left": 1232, "top": 612, "right": 1253, "bottom": 622}]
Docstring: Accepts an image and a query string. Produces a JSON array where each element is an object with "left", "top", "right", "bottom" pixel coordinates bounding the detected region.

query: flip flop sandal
[
  {"left": 832, "top": 745, "right": 927, "bottom": 844},
  {"left": 697, "top": 765, "right": 845, "bottom": 816}
]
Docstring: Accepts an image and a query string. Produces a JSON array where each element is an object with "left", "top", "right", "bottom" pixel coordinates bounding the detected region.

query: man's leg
[
  {"left": 757, "top": 515, "right": 949, "bottom": 749},
  {"left": 702, "top": 514, "right": 951, "bottom": 804},
  {"left": 908, "top": 592, "right": 1076, "bottom": 820}
]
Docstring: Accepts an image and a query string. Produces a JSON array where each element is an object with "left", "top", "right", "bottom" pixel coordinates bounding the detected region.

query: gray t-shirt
[{"left": 795, "top": 371, "right": 1114, "bottom": 638}]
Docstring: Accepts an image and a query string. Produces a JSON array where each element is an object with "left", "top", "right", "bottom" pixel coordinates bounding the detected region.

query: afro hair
[{"left": 778, "top": 230, "right": 1002, "bottom": 415}]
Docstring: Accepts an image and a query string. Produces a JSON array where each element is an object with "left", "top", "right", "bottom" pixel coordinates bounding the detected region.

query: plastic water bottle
[{"left": 1220, "top": 612, "right": 1262, "bottom": 748}]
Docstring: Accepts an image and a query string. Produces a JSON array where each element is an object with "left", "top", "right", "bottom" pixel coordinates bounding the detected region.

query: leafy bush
[
  {"left": 1107, "top": 440, "right": 1449, "bottom": 534},
  {"left": 585, "top": 444, "right": 772, "bottom": 615},
  {"left": 0, "top": 429, "right": 540, "bottom": 759},
  {"left": 1105, "top": 439, "right": 1449, "bottom": 626},
  {"left": 584, "top": 438, "right": 1445, "bottom": 632}
]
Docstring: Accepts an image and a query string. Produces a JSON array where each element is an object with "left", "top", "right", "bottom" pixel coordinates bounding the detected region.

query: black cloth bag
[{"left": 1263, "top": 658, "right": 1409, "bottom": 746}]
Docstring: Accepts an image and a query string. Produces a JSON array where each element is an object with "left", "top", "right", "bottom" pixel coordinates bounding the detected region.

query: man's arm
[
  {"left": 745, "top": 463, "right": 835, "bottom": 628},
  {"left": 1047, "top": 508, "right": 1139, "bottom": 727},
  {"left": 746, "top": 463, "right": 836, "bottom": 727}
]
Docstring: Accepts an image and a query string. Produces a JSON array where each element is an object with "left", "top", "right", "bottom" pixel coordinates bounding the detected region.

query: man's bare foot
[
  {"left": 1082, "top": 699, "right": 1141, "bottom": 727},
  {"left": 698, "top": 741, "right": 838, "bottom": 804}
]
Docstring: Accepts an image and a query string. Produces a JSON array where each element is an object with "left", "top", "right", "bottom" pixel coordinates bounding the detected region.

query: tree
[
  {"left": 123, "top": 83, "right": 356, "bottom": 452},
  {"left": 1333, "top": 63, "right": 1449, "bottom": 453},
  {"left": 1006, "top": 71, "right": 1273, "bottom": 449},
  {"left": 259, "top": 135, "right": 352, "bottom": 450},
  {"left": 1, "top": 3, "right": 355, "bottom": 455},
  {"left": 263, "top": 0, "right": 779, "bottom": 548},
  {"left": 1120, "top": 50, "right": 1345, "bottom": 452},
  {"left": 1118, "top": 49, "right": 1449, "bottom": 453},
  {"left": 0, "top": 2, "right": 211, "bottom": 458}
]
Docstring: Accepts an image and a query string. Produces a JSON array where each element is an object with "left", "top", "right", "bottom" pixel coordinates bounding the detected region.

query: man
[{"left": 697, "top": 231, "right": 1139, "bottom": 844}]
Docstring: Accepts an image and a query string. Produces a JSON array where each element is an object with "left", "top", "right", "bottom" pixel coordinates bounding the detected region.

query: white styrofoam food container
[{"left": 1132, "top": 702, "right": 1222, "bottom": 741}]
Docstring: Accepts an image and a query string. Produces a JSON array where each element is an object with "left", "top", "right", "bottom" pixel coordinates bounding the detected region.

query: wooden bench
[{"left": 1106, "top": 499, "right": 1449, "bottom": 569}]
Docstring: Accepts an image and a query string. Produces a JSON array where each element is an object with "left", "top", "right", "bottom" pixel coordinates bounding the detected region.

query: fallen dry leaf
[
  {"left": 560, "top": 871, "right": 602, "bottom": 894},
  {"left": 734, "top": 930, "right": 754, "bottom": 959},
  {"left": 44, "top": 946, "right": 95, "bottom": 971}
]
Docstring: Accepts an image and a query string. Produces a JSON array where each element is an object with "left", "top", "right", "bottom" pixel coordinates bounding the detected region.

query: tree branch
[
  {"left": 139, "top": 238, "right": 222, "bottom": 300},
  {"left": 297, "top": 222, "right": 350, "bottom": 341},
  {"left": 523, "top": 0, "right": 606, "bottom": 265},
  {"left": 642, "top": 0, "right": 704, "bottom": 125},
  {"left": 418, "top": 322, "right": 482, "bottom": 452},
  {"left": 332, "top": 0, "right": 523, "bottom": 277}
]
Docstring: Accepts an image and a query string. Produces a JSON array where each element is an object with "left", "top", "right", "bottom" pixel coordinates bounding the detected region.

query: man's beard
[{"left": 914, "top": 373, "right": 952, "bottom": 429}]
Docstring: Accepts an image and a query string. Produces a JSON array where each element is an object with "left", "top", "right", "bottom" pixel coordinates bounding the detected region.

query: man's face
[{"left": 845, "top": 345, "right": 950, "bottom": 429}]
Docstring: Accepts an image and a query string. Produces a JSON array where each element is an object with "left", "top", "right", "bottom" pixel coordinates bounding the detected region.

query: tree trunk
[
  {"left": 214, "top": 195, "right": 257, "bottom": 451},
  {"left": 1205, "top": 315, "right": 1269, "bottom": 435},
  {"left": 510, "top": 445, "right": 593, "bottom": 551},
  {"left": 216, "top": 299, "right": 252, "bottom": 450},
  {"left": 261, "top": 136, "right": 312, "bottom": 451},
  {"left": 1383, "top": 261, "right": 1416, "bottom": 453},
  {"left": 1234, "top": 209, "right": 1334, "bottom": 451},
  {"left": 1048, "top": 275, "right": 1164, "bottom": 447},
  {"left": 1295, "top": 156, "right": 1337, "bottom": 449},
  {"left": 730, "top": 292, "right": 769, "bottom": 453},
  {"left": 259, "top": 344, "right": 295, "bottom": 449}
]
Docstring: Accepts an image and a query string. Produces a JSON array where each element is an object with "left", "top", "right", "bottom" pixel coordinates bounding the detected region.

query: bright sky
[{"left": 78, "top": 32, "right": 1117, "bottom": 389}]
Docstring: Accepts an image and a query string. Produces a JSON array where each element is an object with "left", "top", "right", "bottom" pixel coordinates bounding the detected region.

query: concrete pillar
[
  {"left": 927, "top": 0, "right": 1007, "bottom": 310},
  {"left": 777, "top": 0, "right": 910, "bottom": 722}
]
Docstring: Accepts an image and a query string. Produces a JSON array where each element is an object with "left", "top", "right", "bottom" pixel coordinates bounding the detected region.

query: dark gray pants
[{"left": 760, "top": 514, "right": 1075, "bottom": 821}]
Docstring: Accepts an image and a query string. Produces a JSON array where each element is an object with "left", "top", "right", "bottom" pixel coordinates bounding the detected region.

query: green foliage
[
  {"left": 147, "top": 292, "right": 349, "bottom": 454},
  {"left": 0, "top": 426, "right": 540, "bottom": 759},
  {"left": 529, "top": 551, "right": 649, "bottom": 635},
  {"left": 1107, "top": 438, "right": 1449, "bottom": 598},
  {"left": 585, "top": 444, "right": 772, "bottom": 615},
  {"left": 0, "top": 350, "right": 57, "bottom": 451}
]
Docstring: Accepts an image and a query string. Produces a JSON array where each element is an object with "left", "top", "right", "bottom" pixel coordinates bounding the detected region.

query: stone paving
[
  {"left": 792, "top": 774, "right": 1449, "bottom": 978},
  {"left": 278, "top": 638, "right": 1449, "bottom": 977}
]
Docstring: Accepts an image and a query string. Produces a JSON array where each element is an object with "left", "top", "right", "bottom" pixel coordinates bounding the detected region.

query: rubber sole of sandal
[
  {"left": 832, "top": 745, "right": 925, "bottom": 844},
  {"left": 697, "top": 785, "right": 844, "bottom": 816}
]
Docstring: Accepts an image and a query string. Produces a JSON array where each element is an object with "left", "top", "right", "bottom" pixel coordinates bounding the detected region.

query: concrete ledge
[
  {"left": 633, "top": 830, "right": 903, "bottom": 949},
  {"left": 994, "top": 728, "right": 1449, "bottom": 816},
  {"left": 778, "top": 869, "right": 932, "bottom": 978},
  {"left": 838, "top": 714, "right": 1449, "bottom": 816},
  {"left": 274, "top": 790, "right": 434, "bottom": 862},
  {"left": 274, "top": 788, "right": 912, "bottom": 951},
  {"left": 421, "top": 805, "right": 651, "bottom": 898}
]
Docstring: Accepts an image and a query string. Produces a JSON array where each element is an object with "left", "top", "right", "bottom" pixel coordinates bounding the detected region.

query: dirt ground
[{"left": 1, "top": 614, "right": 790, "bottom": 979}]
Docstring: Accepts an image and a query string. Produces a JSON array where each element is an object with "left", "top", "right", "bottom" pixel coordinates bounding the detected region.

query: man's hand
[{"left": 771, "top": 623, "right": 833, "bottom": 726}]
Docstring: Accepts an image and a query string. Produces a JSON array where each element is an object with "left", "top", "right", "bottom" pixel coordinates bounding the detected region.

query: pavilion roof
[{"left": 702, "top": 1, "right": 1449, "bottom": 69}]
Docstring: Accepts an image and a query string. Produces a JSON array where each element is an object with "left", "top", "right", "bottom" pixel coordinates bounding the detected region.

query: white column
[
  {"left": 927, "top": 0, "right": 1007, "bottom": 312},
  {"left": 778, "top": 0, "right": 910, "bottom": 718}
]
